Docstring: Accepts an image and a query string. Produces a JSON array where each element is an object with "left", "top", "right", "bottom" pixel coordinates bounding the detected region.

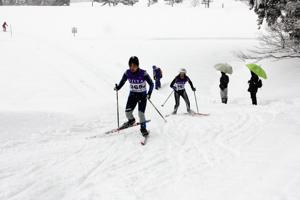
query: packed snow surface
[{"left": 0, "top": 2, "right": 300, "bottom": 200}]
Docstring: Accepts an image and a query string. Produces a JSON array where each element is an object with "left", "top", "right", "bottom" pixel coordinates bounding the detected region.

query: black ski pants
[{"left": 174, "top": 89, "right": 190, "bottom": 113}]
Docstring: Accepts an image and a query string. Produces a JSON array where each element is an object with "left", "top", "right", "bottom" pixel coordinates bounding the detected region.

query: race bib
[
  {"left": 130, "top": 81, "right": 147, "bottom": 92},
  {"left": 175, "top": 83, "right": 185, "bottom": 91}
]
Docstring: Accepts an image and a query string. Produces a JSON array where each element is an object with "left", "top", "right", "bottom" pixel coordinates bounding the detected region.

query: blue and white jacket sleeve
[{"left": 116, "top": 72, "right": 128, "bottom": 90}]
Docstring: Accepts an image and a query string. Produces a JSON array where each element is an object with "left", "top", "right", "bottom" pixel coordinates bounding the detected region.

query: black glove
[
  {"left": 114, "top": 85, "right": 119, "bottom": 91},
  {"left": 147, "top": 93, "right": 151, "bottom": 99},
  {"left": 192, "top": 87, "right": 196, "bottom": 92}
]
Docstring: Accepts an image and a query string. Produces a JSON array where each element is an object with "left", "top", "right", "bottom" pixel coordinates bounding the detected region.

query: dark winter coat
[
  {"left": 248, "top": 72, "right": 262, "bottom": 93},
  {"left": 2, "top": 22, "right": 7, "bottom": 29},
  {"left": 153, "top": 68, "right": 162, "bottom": 80},
  {"left": 219, "top": 73, "right": 229, "bottom": 90}
]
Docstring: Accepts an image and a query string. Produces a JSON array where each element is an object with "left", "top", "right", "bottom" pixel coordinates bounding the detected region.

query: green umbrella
[
  {"left": 246, "top": 63, "right": 267, "bottom": 79},
  {"left": 214, "top": 63, "right": 233, "bottom": 74}
]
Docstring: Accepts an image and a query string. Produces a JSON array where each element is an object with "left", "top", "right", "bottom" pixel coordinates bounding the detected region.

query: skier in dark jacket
[
  {"left": 115, "top": 56, "right": 154, "bottom": 136},
  {"left": 152, "top": 65, "right": 162, "bottom": 90},
  {"left": 170, "top": 68, "right": 196, "bottom": 114},
  {"left": 248, "top": 71, "right": 262, "bottom": 105},
  {"left": 219, "top": 72, "right": 229, "bottom": 104},
  {"left": 2, "top": 22, "right": 8, "bottom": 32}
]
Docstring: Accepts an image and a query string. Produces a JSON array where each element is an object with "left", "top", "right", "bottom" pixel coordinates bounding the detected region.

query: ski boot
[
  {"left": 172, "top": 109, "right": 177, "bottom": 115},
  {"left": 140, "top": 122, "right": 149, "bottom": 137},
  {"left": 121, "top": 118, "right": 135, "bottom": 128},
  {"left": 140, "top": 128, "right": 149, "bottom": 137},
  {"left": 187, "top": 109, "right": 196, "bottom": 115}
]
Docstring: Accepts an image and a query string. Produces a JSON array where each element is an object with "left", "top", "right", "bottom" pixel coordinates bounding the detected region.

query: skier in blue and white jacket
[
  {"left": 170, "top": 68, "right": 196, "bottom": 114},
  {"left": 115, "top": 56, "right": 154, "bottom": 136}
]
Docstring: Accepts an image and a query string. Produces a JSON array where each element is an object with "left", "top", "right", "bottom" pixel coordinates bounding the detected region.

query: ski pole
[
  {"left": 148, "top": 98, "right": 167, "bottom": 123},
  {"left": 115, "top": 84, "right": 120, "bottom": 129},
  {"left": 161, "top": 90, "right": 174, "bottom": 107},
  {"left": 193, "top": 91, "right": 199, "bottom": 114}
]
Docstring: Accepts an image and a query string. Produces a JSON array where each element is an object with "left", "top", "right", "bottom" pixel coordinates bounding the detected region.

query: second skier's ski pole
[
  {"left": 193, "top": 91, "right": 199, "bottom": 114},
  {"left": 148, "top": 98, "right": 167, "bottom": 123},
  {"left": 161, "top": 90, "right": 174, "bottom": 107},
  {"left": 115, "top": 84, "right": 120, "bottom": 128}
]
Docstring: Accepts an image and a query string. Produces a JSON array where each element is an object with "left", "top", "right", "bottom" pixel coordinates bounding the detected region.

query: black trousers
[
  {"left": 250, "top": 92, "right": 257, "bottom": 105},
  {"left": 126, "top": 92, "right": 147, "bottom": 113},
  {"left": 174, "top": 90, "right": 190, "bottom": 113},
  {"left": 125, "top": 92, "right": 147, "bottom": 126}
]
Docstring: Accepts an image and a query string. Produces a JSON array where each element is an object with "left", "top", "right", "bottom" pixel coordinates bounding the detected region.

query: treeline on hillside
[
  {"left": 0, "top": 0, "right": 213, "bottom": 7},
  {"left": 0, "top": 0, "right": 69, "bottom": 5}
]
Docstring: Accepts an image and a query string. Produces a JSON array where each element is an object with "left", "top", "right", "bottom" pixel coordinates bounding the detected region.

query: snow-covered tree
[
  {"left": 202, "top": 0, "right": 213, "bottom": 8},
  {"left": 97, "top": 0, "right": 138, "bottom": 6},
  {"left": 164, "top": 0, "right": 183, "bottom": 7},
  {"left": 240, "top": 0, "right": 300, "bottom": 60},
  {"left": 148, "top": 0, "right": 157, "bottom": 7}
]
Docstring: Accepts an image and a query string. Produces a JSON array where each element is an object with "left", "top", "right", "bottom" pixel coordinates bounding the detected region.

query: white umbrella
[{"left": 214, "top": 63, "right": 233, "bottom": 74}]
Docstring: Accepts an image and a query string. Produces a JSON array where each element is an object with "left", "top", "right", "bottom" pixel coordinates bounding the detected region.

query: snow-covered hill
[{"left": 0, "top": 2, "right": 300, "bottom": 200}]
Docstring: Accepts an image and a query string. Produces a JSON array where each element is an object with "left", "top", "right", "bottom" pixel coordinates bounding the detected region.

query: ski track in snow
[
  {"left": 0, "top": 105, "right": 275, "bottom": 200},
  {"left": 0, "top": 35, "right": 297, "bottom": 199},
  {"left": 0, "top": 37, "right": 294, "bottom": 199}
]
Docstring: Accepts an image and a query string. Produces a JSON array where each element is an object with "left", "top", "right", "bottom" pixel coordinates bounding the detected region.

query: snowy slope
[{"left": 1, "top": 2, "right": 300, "bottom": 200}]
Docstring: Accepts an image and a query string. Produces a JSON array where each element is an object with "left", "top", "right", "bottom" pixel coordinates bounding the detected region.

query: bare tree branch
[{"left": 236, "top": 24, "right": 300, "bottom": 62}]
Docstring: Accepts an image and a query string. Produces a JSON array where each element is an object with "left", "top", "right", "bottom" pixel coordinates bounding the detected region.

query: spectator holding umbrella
[
  {"left": 246, "top": 63, "right": 267, "bottom": 105},
  {"left": 214, "top": 63, "right": 232, "bottom": 104},
  {"left": 219, "top": 72, "right": 229, "bottom": 104}
]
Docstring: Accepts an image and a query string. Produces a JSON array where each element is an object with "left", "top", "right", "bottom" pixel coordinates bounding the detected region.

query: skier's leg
[
  {"left": 173, "top": 91, "right": 180, "bottom": 114},
  {"left": 138, "top": 94, "right": 148, "bottom": 136},
  {"left": 155, "top": 79, "right": 159, "bottom": 90},
  {"left": 138, "top": 96, "right": 147, "bottom": 124},
  {"left": 124, "top": 94, "right": 138, "bottom": 125},
  {"left": 157, "top": 79, "right": 161, "bottom": 88},
  {"left": 182, "top": 90, "right": 191, "bottom": 112}
]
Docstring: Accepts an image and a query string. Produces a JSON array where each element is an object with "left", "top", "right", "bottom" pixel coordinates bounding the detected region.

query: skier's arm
[
  {"left": 170, "top": 77, "right": 176, "bottom": 89},
  {"left": 145, "top": 72, "right": 154, "bottom": 97},
  {"left": 115, "top": 73, "right": 128, "bottom": 90},
  {"left": 188, "top": 77, "right": 196, "bottom": 91}
]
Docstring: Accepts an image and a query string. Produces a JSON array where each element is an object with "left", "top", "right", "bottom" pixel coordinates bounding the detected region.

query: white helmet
[{"left": 179, "top": 68, "right": 187, "bottom": 74}]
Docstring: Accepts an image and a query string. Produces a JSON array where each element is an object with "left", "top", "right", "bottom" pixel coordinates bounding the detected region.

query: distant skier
[
  {"left": 170, "top": 68, "right": 196, "bottom": 114},
  {"left": 152, "top": 65, "right": 162, "bottom": 90},
  {"left": 2, "top": 22, "right": 8, "bottom": 32},
  {"left": 219, "top": 72, "right": 229, "bottom": 104},
  {"left": 114, "top": 56, "right": 154, "bottom": 136},
  {"left": 248, "top": 71, "right": 262, "bottom": 105}
]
